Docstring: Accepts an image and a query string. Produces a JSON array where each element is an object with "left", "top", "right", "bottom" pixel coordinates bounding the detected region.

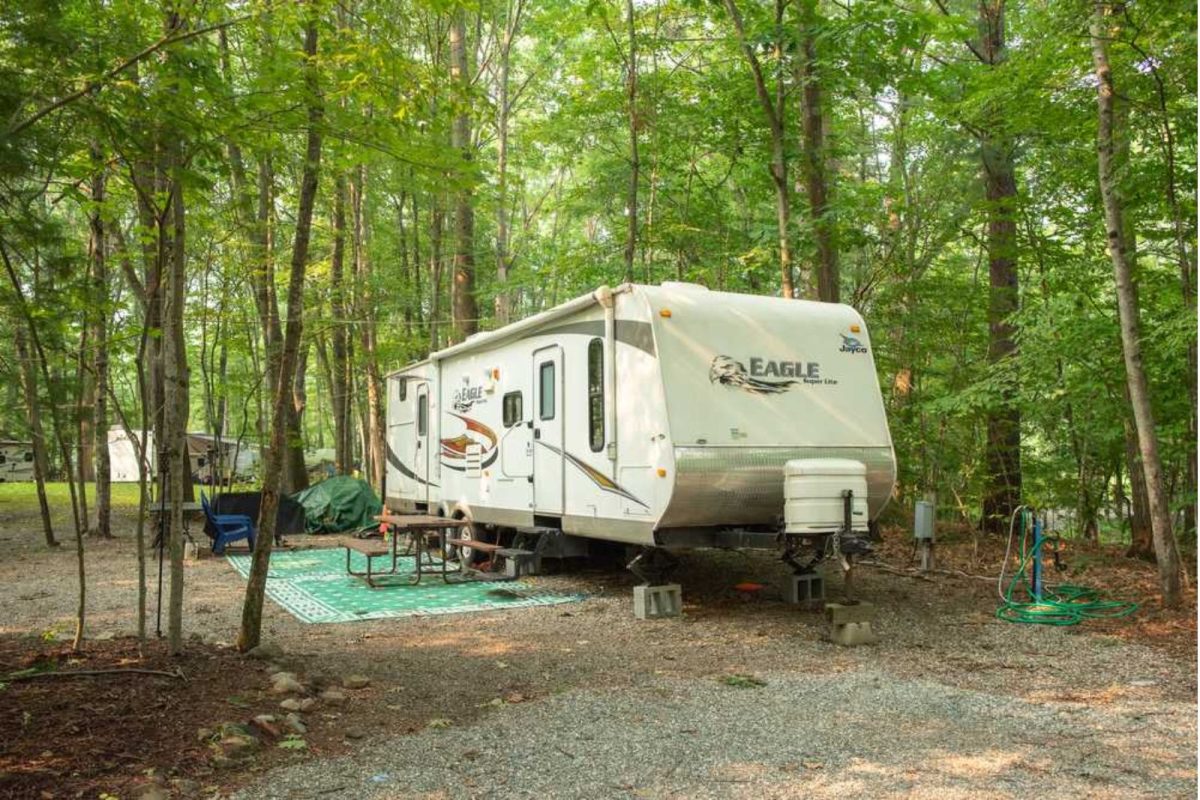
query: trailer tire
[{"left": 447, "top": 511, "right": 476, "bottom": 564}]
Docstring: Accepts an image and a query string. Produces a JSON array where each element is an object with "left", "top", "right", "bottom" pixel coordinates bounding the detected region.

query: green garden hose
[{"left": 995, "top": 508, "right": 1139, "bottom": 626}]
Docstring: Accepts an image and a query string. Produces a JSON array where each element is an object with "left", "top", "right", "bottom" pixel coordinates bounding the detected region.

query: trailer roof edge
[{"left": 384, "top": 284, "right": 632, "bottom": 378}]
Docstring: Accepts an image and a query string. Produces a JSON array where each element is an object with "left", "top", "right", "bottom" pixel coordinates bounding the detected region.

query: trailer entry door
[
  {"left": 415, "top": 383, "right": 430, "bottom": 505},
  {"left": 533, "top": 346, "right": 564, "bottom": 515}
]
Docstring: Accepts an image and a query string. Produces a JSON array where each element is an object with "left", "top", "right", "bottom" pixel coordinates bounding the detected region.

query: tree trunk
[
  {"left": 351, "top": 165, "right": 384, "bottom": 491},
  {"left": 330, "top": 174, "right": 352, "bottom": 474},
  {"left": 90, "top": 155, "right": 112, "bottom": 538},
  {"left": 75, "top": 327, "right": 92, "bottom": 532},
  {"left": 976, "top": 0, "right": 1021, "bottom": 534},
  {"left": 2, "top": 244, "right": 84, "bottom": 648},
  {"left": 450, "top": 7, "right": 477, "bottom": 341},
  {"left": 15, "top": 327, "right": 55, "bottom": 547},
  {"left": 797, "top": 0, "right": 838, "bottom": 302},
  {"left": 623, "top": 0, "right": 639, "bottom": 284},
  {"left": 1091, "top": 2, "right": 1181, "bottom": 606},
  {"left": 493, "top": 1, "right": 520, "bottom": 324},
  {"left": 1123, "top": 407, "right": 1154, "bottom": 558},
  {"left": 239, "top": 8, "right": 323, "bottom": 651},
  {"left": 429, "top": 196, "right": 444, "bottom": 351},
  {"left": 162, "top": 38, "right": 190, "bottom": 653},
  {"left": 723, "top": 0, "right": 794, "bottom": 298}
]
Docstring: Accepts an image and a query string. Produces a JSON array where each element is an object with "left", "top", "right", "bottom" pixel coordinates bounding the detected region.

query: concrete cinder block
[
  {"left": 829, "top": 621, "right": 879, "bottom": 646},
  {"left": 784, "top": 573, "right": 824, "bottom": 605},
  {"left": 633, "top": 583, "right": 682, "bottom": 620},
  {"left": 498, "top": 548, "right": 537, "bottom": 579},
  {"left": 825, "top": 601, "right": 879, "bottom": 646},
  {"left": 825, "top": 601, "right": 876, "bottom": 625}
]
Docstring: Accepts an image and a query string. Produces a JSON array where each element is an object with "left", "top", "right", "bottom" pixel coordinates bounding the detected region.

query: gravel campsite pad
[
  {"left": 0, "top": 494, "right": 1194, "bottom": 799},
  {"left": 234, "top": 671, "right": 1195, "bottom": 799}
]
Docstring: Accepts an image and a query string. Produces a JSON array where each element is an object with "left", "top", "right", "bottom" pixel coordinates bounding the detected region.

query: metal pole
[{"left": 1031, "top": 513, "right": 1044, "bottom": 603}]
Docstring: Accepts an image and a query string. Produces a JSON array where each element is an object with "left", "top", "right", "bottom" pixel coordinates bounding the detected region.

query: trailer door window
[
  {"left": 417, "top": 393, "right": 428, "bottom": 436},
  {"left": 588, "top": 339, "right": 604, "bottom": 452},
  {"left": 539, "top": 361, "right": 555, "bottom": 420},
  {"left": 503, "top": 392, "right": 523, "bottom": 427}
]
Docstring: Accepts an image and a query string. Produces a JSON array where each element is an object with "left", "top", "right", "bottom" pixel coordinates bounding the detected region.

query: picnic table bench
[{"left": 344, "top": 514, "right": 469, "bottom": 587}]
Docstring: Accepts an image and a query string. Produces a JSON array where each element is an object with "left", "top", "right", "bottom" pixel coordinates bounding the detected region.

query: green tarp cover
[{"left": 291, "top": 476, "right": 382, "bottom": 534}]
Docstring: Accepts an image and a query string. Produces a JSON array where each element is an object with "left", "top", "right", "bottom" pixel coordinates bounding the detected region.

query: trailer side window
[
  {"left": 588, "top": 339, "right": 604, "bottom": 452},
  {"left": 417, "top": 394, "right": 428, "bottom": 436},
  {"left": 398, "top": 378, "right": 407, "bottom": 402},
  {"left": 503, "top": 392, "right": 523, "bottom": 427},
  {"left": 539, "top": 361, "right": 555, "bottom": 420}
]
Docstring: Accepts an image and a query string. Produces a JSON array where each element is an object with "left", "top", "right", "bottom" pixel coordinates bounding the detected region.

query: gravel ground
[
  {"left": 0, "top": 495, "right": 1195, "bottom": 798},
  {"left": 233, "top": 670, "right": 1195, "bottom": 799}
]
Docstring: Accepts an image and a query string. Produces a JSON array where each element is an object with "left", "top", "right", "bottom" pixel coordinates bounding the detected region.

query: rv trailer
[
  {"left": 385, "top": 283, "right": 895, "bottom": 585},
  {"left": 108, "top": 430, "right": 260, "bottom": 484},
  {"left": 0, "top": 440, "right": 35, "bottom": 482}
]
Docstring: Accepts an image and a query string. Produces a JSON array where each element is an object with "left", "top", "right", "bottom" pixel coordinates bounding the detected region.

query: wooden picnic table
[{"left": 345, "top": 513, "right": 469, "bottom": 587}]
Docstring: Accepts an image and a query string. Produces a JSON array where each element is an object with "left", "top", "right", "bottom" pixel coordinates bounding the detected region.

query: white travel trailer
[
  {"left": 385, "top": 283, "right": 895, "bottom": 573},
  {"left": 0, "top": 440, "right": 35, "bottom": 482},
  {"left": 108, "top": 429, "right": 154, "bottom": 483},
  {"left": 108, "top": 430, "right": 260, "bottom": 484}
]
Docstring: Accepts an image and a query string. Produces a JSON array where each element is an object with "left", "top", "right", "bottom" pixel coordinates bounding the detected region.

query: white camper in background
[
  {"left": 108, "top": 429, "right": 153, "bottom": 483},
  {"left": 108, "top": 430, "right": 259, "bottom": 484},
  {"left": 385, "top": 283, "right": 896, "bottom": 579},
  {"left": 0, "top": 440, "right": 35, "bottom": 482}
]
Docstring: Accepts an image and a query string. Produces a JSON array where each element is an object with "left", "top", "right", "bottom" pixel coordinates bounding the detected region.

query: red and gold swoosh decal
[
  {"left": 441, "top": 413, "right": 499, "bottom": 470},
  {"left": 536, "top": 441, "right": 648, "bottom": 509}
]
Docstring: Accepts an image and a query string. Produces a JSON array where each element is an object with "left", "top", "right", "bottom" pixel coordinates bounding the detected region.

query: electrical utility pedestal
[{"left": 914, "top": 499, "right": 935, "bottom": 572}]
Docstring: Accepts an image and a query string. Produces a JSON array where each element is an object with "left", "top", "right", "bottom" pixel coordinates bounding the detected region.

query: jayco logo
[{"left": 839, "top": 334, "right": 868, "bottom": 354}]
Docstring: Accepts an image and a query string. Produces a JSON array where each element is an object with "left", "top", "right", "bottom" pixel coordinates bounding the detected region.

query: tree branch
[{"left": 7, "top": 13, "right": 261, "bottom": 138}]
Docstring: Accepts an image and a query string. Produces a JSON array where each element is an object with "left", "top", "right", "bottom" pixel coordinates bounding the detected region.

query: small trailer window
[
  {"left": 588, "top": 339, "right": 604, "bottom": 452},
  {"left": 417, "top": 394, "right": 428, "bottom": 436},
  {"left": 503, "top": 392, "right": 523, "bottom": 427},
  {"left": 539, "top": 361, "right": 556, "bottom": 420},
  {"left": 398, "top": 378, "right": 407, "bottom": 402}
]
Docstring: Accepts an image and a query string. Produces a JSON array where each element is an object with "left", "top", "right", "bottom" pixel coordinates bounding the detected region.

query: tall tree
[
  {"left": 796, "top": 0, "right": 838, "bottom": 302},
  {"left": 239, "top": 3, "right": 324, "bottom": 651},
  {"left": 723, "top": 0, "right": 796, "bottom": 298},
  {"left": 89, "top": 149, "right": 112, "bottom": 539},
  {"left": 1090, "top": 1, "right": 1182, "bottom": 606},
  {"left": 449, "top": 5, "right": 478, "bottom": 341},
  {"left": 973, "top": 0, "right": 1022, "bottom": 533}
]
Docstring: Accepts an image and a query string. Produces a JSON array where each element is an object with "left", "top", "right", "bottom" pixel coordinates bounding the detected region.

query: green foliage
[{"left": 0, "top": 0, "right": 1193, "bottom": 545}]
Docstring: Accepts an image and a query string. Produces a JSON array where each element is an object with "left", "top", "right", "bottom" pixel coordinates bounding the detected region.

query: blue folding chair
[{"left": 200, "top": 491, "right": 257, "bottom": 555}]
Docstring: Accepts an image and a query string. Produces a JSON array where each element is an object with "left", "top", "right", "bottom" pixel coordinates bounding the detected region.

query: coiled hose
[{"left": 995, "top": 508, "right": 1139, "bottom": 626}]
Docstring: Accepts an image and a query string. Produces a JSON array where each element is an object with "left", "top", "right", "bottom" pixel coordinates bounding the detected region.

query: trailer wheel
[{"left": 447, "top": 514, "right": 476, "bottom": 564}]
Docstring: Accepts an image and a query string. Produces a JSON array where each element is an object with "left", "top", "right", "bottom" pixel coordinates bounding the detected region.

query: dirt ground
[{"left": 0, "top": 490, "right": 1195, "bottom": 798}]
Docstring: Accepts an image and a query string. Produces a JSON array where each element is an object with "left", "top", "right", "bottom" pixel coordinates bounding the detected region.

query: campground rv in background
[
  {"left": 0, "top": 440, "right": 35, "bottom": 482},
  {"left": 385, "top": 282, "right": 895, "bottom": 570},
  {"left": 107, "top": 430, "right": 259, "bottom": 484}
]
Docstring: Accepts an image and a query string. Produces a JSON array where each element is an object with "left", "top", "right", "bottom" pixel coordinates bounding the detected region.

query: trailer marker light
[
  {"left": 492, "top": 368, "right": 500, "bottom": 380},
  {"left": 850, "top": 324, "right": 861, "bottom": 333},
  {"left": 657, "top": 468, "right": 667, "bottom": 477},
  {"left": 659, "top": 309, "right": 672, "bottom": 318}
]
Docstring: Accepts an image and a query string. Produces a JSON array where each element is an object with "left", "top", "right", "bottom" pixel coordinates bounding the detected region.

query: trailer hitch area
[
  {"left": 780, "top": 536, "right": 824, "bottom": 576},
  {"left": 627, "top": 547, "right": 680, "bottom": 587},
  {"left": 836, "top": 490, "right": 873, "bottom": 559}
]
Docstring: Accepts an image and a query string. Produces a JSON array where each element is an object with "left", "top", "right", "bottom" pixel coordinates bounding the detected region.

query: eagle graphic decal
[{"left": 708, "top": 355, "right": 798, "bottom": 395}]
